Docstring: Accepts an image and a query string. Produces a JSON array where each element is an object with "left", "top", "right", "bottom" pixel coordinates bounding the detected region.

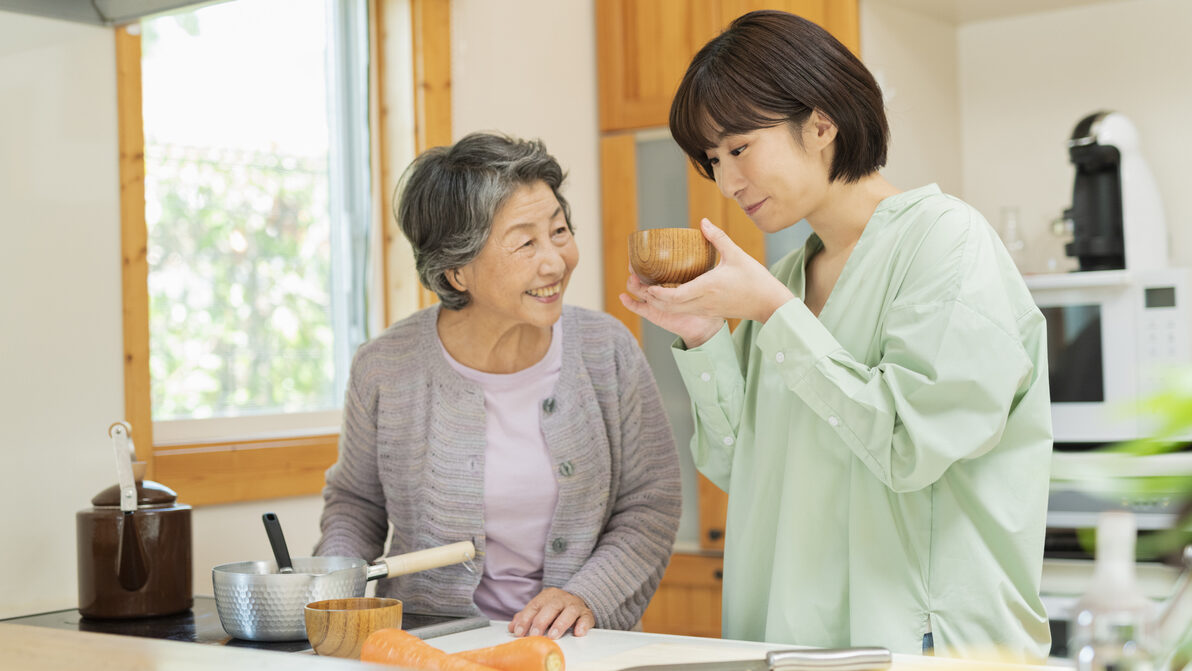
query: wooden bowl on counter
[
  {"left": 304, "top": 597, "right": 402, "bottom": 659},
  {"left": 628, "top": 228, "right": 717, "bottom": 287}
]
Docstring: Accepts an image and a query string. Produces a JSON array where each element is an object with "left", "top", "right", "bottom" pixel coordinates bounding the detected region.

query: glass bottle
[
  {"left": 1000, "top": 206, "right": 1028, "bottom": 272},
  {"left": 1070, "top": 511, "right": 1159, "bottom": 671},
  {"left": 1047, "top": 214, "right": 1077, "bottom": 273}
]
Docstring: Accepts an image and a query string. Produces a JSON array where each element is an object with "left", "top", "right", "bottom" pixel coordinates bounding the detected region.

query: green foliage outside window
[{"left": 145, "top": 144, "right": 336, "bottom": 420}]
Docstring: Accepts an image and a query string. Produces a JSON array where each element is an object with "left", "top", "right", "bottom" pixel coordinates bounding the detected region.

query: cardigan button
[
  {"left": 542, "top": 397, "right": 557, "bottom": 414},
  {"left": 559, "top": 460, "right": 574, "bottom": 477},
  {"left": 551, "top": 537, "right": 567, "bottom": 553}
]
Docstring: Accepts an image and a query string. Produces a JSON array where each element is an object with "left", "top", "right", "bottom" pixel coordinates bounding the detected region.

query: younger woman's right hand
[
  {"left": 620, "top": 273, "right": 725, "bottom": 349},
  {"left": 620, "top": 219, "right": 793, "bottom": 348}
]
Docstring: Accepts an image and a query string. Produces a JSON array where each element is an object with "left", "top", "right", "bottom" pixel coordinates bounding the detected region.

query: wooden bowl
[
  {"left": 304, "top": 597, "right": 402, "bottom": 659},
  {"left": 628, "top": 228, "right": 717, "bottom": 287}
]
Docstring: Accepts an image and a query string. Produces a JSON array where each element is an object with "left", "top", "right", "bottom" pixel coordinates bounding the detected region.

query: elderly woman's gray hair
[{"left": 395, "top": 132, "right": 572, "bottom": 310}]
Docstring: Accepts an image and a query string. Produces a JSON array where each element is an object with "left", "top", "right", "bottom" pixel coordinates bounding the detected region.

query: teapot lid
[{"left": 91, "top": 479, "right": 178, "bottom": 507}]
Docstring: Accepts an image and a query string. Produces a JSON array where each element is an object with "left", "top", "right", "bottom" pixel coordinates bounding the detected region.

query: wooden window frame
[{"left": 116, "top": 0, "right": 453, "bottom": 506}]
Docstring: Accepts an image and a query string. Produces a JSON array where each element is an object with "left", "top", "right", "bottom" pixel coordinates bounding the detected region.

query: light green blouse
[{"left": 672, "top": 185, "right": 1052, "bottom": 660}]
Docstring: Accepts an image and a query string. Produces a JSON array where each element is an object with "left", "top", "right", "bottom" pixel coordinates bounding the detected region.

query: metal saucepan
[{"left": 212, "top": 513, "right": 475, "bottom": 641}]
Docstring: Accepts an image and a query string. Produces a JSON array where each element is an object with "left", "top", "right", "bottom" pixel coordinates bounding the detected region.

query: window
[
  {"left": 141, "top": 0, "right": 370, "bottom": 442},
  {"left": 117, "top": 0, "right": 451, "bottom": 505}
]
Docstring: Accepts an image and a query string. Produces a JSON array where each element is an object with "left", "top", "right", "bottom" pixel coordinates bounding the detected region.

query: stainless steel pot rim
[{"left": 212, "top": 556, "right": 367, "bottom": 577}]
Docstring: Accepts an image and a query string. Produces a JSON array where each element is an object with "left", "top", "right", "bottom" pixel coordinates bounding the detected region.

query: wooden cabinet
[
  {"left": 596, "top": 0, "right": 859, "bottom": 133},
  {"left": 641, "top": 553, "right": 725, "bottom": 637},
  {"left": 597, "top": 0, "right": 859, "bottom": 637},
  {"left": 596, "top": 0, "right": 720, "bottom": 133}
]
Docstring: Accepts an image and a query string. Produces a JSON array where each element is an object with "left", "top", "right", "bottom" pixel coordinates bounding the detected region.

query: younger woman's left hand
[
  {"left": 508, "top": 587, "right": 595, "bottom": 639},
  {"left": 636, "top": 218, "right": 795, "bottom": 325}
]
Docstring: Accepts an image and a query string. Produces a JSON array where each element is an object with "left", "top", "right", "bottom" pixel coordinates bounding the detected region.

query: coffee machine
[{"left": 1063, "top": 111, "right": 1168, "bottom": 271}]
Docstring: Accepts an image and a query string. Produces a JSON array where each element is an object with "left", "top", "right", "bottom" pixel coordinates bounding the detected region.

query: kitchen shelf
[{"left": 1024, "top": 269, "right": 1132, "bottom": 291}]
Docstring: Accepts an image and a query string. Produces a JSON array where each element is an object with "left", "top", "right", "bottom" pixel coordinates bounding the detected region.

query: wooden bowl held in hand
[
  {"left": 628, "top": 228, "right": 717, "bottom": 287},
  {"left": 305, "top": 597, "right": 402, "bottom": 659}
]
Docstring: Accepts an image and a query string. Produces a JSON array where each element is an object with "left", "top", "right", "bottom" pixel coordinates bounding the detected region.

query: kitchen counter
[
  {"left": 0, "top": 623, "right": 376, "bottom": 670},
  {"left": 0, "top": 616, "right": 1071, "bottom": 670},
  {"left": 430, "top": 623, "right": 1071, "bottom": 671}
]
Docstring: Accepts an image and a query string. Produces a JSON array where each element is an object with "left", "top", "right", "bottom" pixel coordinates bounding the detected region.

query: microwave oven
[{"left": 1026, "top": 267, "right": 1192, "bottom": 444}]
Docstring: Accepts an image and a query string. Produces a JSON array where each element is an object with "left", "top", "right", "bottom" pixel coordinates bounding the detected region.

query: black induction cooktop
[{"left": 0, "top": 596, "right": 489, "bottom": 653}]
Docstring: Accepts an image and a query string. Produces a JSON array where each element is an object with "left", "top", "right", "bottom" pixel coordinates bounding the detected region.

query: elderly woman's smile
[{"left": 527, "top": 281, "right": 563, "bottom": 300}]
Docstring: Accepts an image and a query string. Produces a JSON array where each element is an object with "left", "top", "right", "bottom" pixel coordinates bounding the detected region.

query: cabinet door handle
[
  {"left": 714, "top": 569, "right": 723, "bottom": 580},
  {"left": 707, "top": 528, "right": 723, "bottom": 541}
]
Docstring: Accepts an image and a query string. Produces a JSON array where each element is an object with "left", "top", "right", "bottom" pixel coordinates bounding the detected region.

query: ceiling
[{"left": 868, "top": 0, "right": 1131, "bottom": 25}]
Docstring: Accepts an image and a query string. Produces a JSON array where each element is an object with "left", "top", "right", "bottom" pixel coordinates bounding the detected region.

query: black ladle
[{"left": 262, "top": 512, "right": 294, "bottom": 574}]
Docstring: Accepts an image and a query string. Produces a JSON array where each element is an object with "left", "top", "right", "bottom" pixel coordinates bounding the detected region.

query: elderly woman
[{"left": 316, "top": 132, "right": 681, "bottom": 639}]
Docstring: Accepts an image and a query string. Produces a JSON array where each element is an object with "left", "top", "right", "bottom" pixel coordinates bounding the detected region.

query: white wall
[
  {"left": 864, "top": 0, "right": 1192, "bottom": 275},
  {"left": 958, "top": 0, "right": 1192, "bottom": 273},
  {"left": 867, "top": 0, "right": 1192, "bottom": 275},
  {"left": 1, "top": 11, "right": 126, "bottom": 617},
  {"left": 860, "top": 0, "right": 961, "bottom": 198},
  {"left": 0, "top": 10, "right": 325, "bottom": 619},
  {"left": 450, "top": 0, "right": 602, "bottom": 312},
  {"left": 0, "top": 1, "right": 602, "bottom": 620}
]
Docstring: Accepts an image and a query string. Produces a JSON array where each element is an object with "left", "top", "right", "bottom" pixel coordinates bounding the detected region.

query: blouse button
[
  {"left": 700, "top": 372, "right": 711, "bottom": 382},
  {"left": 828, "top": 416, "right": 840, "bottom": 427},
  {"left": 722, "top": 436, "right": 734, "bottom": 446},
  {"left": 775, "top": 352, "right": 785, "bottom": 363},
  {"left": 551, "top": 537, "right": 568, "bottom": 553},
  {"left": 559, "top": 460, "right": 575, "bottom": 477},
  {"left": 542, "top": 398, "right": 557, "bottom": 414}
]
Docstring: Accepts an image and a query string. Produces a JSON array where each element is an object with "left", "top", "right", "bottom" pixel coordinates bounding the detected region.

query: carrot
[
  {"left": 360, "top": 628, "right": 499, "bottom": 671},
  {"left": 450, "top": 636, "right": 565, "bottom": 671}
]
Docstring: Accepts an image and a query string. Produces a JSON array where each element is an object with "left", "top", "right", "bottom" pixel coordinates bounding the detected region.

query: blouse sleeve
[{"left": 670, "top": 323, "right": 749, "bottom": 491}]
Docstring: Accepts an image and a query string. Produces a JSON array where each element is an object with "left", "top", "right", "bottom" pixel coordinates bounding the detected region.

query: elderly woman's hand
[
  {"left": 620, "top": 218, "right": 794, "bottom": 348},
  {"left": 508, "top": 587, "right": 595, "bottom": 639}
]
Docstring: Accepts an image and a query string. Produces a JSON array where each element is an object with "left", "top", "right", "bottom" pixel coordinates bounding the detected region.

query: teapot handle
[
  {"left": 108, "top": 422, "right": 138, "bottom": 514},
  {"left": 108, "top": 422, "right": 149, "bottom": 591}
]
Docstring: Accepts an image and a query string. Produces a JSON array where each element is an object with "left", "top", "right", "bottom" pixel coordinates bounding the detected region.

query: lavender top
[{"left": 442, "top": 319, "right": 562, "bottom": 619}]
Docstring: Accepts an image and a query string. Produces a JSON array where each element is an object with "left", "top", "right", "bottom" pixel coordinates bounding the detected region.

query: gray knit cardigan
[{"left": 315, "top": 304, "right": 681, "bottom": 629}]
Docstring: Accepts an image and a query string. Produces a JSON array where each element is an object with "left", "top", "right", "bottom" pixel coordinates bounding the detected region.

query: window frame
[{"left": 116, "top": 0, "right": 453, "bottom": 506}]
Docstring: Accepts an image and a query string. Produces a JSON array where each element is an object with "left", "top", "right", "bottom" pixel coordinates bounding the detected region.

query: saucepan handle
[{"left": 369, "top": 540, "right": 476, "bottom": 580}]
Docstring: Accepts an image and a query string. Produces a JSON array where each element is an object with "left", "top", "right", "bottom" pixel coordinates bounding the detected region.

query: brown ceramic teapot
[{"left": 75, "top": 423, "right": 192, "bottom": 619}]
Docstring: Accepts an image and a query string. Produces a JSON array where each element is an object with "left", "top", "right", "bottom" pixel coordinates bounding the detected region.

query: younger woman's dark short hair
[{"left": 669, "top": 10, "right": 888, "bottom": 184}]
